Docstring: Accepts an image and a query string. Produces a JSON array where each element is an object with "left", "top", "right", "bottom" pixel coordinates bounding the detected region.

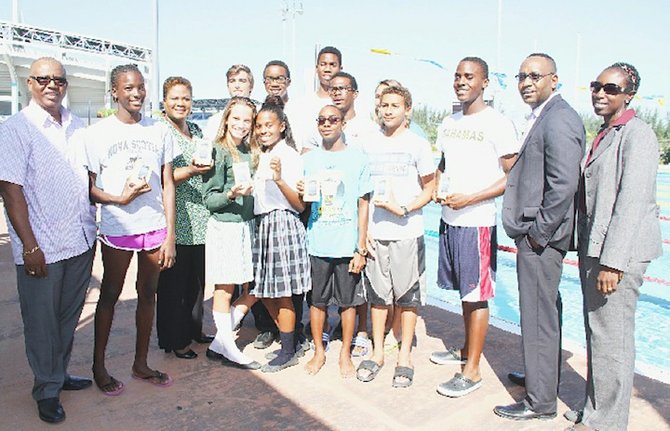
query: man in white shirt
[
  {"left": 295, "top": 47, "right": 343, "bottom": 153},
  {"left": 329, "top": 71, "right": 379, "bottom": 149},
  {"left": 430, "top": 57, "right": 519, "bottom": 398},
  {"left": 203, "top": 64, "right": 257, "bottom": 140},
  {"left": 0, "top": 57, "right": 97, "bottom": 424}
]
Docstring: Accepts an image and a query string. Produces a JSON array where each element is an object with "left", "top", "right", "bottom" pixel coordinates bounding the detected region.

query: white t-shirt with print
[
  {"left": 365, "top": 129, "right": 435, "bottom": 240},
  {"left": 253, "top": 140, "right": 304, "bottom": 215},
  {"left": 84, "top": 115, "right": 179, "bottom": 236},
  {"left": 437, "top": 107, "right": 520, "bottom": 227}
]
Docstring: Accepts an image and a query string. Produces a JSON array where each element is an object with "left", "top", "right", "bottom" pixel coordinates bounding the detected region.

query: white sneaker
[{"left": 430, "top": 348, "right": 467, "bottom": 365}]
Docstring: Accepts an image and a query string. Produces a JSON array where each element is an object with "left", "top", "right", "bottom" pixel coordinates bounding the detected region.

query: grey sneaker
[
  {"left": 265, "top": 343, "right": 306, "bottom": 360},
  {"left": 563, "top": 409, "right": 583, "bottom": 423},
  {"left": 430, "top": 348, "right": 467, "bottom": 365},
  {"left": 260, "top": 354, "right": 299, "bottom": 373},
  {"left": 253, "top": 331, "right": 277, "bottom": 349},
  {"left": 436, "top": 373, "right": 482, "bottom": 398}
]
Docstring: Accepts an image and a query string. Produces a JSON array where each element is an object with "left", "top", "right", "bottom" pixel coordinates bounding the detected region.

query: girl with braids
[
  {"left": 84, "top": 64, "right": 178, "bottom": 395},
  {"left": 251, "top": 97, "right": 311, "bottom": 373},
  {"left": 570, "top": 63, "right": 661, "bottom": 431},
  {"left": 201, "top": 96, "right": 262, "bottom": 369}
]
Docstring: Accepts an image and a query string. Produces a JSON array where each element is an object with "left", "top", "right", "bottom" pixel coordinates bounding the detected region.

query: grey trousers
[
  {"left": 17, "top": 248, "right": 94, "bottom": 401},
  {"left": 516, "top": 237, "right": 565, "bottom": 414},
  {"left": 579, "top": 256, "right": 648, "bottom": 431}
]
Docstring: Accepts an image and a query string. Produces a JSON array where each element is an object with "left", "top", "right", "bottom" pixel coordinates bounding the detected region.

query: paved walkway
[{"left": 0, "top": 204, "right": 668, "bottom": 430}]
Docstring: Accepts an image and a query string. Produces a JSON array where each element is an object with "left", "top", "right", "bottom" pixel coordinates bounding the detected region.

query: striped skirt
[{"left": 251, "top": 209, "right": 311, "bottom": 298}]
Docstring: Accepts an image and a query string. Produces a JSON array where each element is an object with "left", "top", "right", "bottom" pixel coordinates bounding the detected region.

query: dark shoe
[
  {"left": 253, "top": 331, "right": 277, "bottom": 349},
  {"left": 62, "top": 375, "right": 93, "bottom": 391},
  {"left": 260, "top": 354, "right": 299, "bottom": 373},
  {"left": 493, "top": 401, "right": 556, "bottom": 421},
  {"left": 174, "top": 349, "right": 198, "bottom": 359},
  {"left": 265, "top": 342, "right": 307, "bottom": 360},
  {"left": 221, "top": 356, "right": 261, "bottom": 370},
  {"left": 194, "top": 334, "right": 215, "bottom": 344},
  {"left": 37, "top": 398, "right": 65, "bottom": 423},
  {"left": 564, "top": 409, "right": 584, "bottom": 423},
  {"left": 206, "top": 348, "right": 224, "bottom": 361},
  {"left": 507, "top": 371, "right": 526, "bottom": 387}
]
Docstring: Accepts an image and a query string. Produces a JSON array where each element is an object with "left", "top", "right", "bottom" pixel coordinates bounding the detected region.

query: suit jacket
[
  {"left": 502, "top": 94, "right": 585, "bottom": 251},
  {"left": 578, "top": 116, "right": 662, "bottom": 271}
]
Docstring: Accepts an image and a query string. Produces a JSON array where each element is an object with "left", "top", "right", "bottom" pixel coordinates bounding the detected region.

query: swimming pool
[{"left": 423, "top": 171, "right": 670, "bottom": 378}]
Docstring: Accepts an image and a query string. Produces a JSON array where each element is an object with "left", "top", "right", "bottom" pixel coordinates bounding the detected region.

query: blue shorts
[{"left": 437, "top": 221, "right": 496, "bottom": 302}]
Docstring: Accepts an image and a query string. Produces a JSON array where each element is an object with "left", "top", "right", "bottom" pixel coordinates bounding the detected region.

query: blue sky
[{"left": 2, "top": 0, "right": 668, "bottom": 121}]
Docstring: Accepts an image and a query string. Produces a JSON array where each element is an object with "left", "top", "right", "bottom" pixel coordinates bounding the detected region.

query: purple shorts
[{"left": 100, "top": 227, "right": 167, "bottom": 252}]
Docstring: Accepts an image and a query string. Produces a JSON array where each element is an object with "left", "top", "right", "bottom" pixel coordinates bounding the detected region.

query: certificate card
[
  {"left": 302, "top": 176, "right": 320, "bottom": 202},
  {"left": 437, "top": 174, "right": 451, "bottom": 200},
  {"left": 130, "top": 158, "right": 150, "bottom": 182},
  {"left": 373, "top": 177, "right": 391, "bottom": 202},
  {"left": 232, "top": 162, "right": 251, "bottom": 185},
  {"left": 256, "top": 153, "right": 274, "bottom": 180},
  {"left": 193, "top": 139, "right": 213, "bottom": 166}
]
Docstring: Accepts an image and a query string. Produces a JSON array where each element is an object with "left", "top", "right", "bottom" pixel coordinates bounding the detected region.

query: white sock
[
  {"left": 218, "top": 312, "right": 254, "bottom": 365},
  {"left": 210, "top": 310, "right": 227, "bottom": 354},
  {"left": 230, "top": 305, "right": 246, "bottom": 329}
]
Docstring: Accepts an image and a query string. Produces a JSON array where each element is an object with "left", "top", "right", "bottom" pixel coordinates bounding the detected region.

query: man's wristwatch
[
  {"left": 400, "top": 206, "right": 410, "bottom": 218},
  {"left": 355, "top": 247, "right": 369, "bottom": 257}
]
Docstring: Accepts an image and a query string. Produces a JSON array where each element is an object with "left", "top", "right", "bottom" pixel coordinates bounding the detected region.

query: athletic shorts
[
  {"left": 365, "top": 236, "right": 425, "bottom": 308},
  {"left": 100, "top": 227, "right": 167, "bottom": 252},
  {"left": 437, "top": 221, "right": 496, "bottom": 302},
  {"left": 309, "top": 256, "right": 366, "bottom": 308}
]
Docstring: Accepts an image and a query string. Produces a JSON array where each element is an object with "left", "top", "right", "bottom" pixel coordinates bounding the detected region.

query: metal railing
[{"left": 0, "top": 21, "right": 151, "bottom": 62}]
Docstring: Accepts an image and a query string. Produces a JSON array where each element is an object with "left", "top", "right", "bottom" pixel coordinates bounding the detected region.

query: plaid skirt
[{"left": 251, "top": 209, "right": 311, "bottom": 298}]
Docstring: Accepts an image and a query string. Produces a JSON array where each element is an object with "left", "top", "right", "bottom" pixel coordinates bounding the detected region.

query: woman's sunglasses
[{"left": 590, "top": 81, "right": 628, "bottom": 96}]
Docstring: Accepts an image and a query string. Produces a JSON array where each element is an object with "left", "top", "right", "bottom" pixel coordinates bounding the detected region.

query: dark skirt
[{"left": 251, "top": 210, "right": 311, "bottom": 298}]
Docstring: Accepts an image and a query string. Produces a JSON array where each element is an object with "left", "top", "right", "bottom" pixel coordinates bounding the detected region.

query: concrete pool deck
[{"left": 0, "top": 205, "right": 668, "bottom": 431}]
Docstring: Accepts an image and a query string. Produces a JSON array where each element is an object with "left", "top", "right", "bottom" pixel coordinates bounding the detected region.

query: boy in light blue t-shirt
[{"left": 298, "top": 105, "right": 372, "bottom": 378}]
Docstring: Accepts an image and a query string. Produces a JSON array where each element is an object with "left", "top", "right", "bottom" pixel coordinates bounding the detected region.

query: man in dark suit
[{"left": 494, "top": 53, "right": 585, "bottom": 421}]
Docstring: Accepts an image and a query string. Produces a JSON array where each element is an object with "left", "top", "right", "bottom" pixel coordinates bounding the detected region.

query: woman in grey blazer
[{"left": 571, "top": 63, "right": 662, "bottom": 431}]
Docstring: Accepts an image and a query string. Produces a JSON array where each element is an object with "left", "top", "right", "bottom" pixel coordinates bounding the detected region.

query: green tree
[{"left": 412, "top": 105, "right": 448, "bottom": 150}]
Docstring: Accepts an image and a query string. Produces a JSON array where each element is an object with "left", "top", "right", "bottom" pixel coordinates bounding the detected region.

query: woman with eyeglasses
[
  {"left": 155, "top": 76, "right": 213, "bottom": 360},
  {"left": 570, "top": 63, "right": 662, "bottom": 431}
]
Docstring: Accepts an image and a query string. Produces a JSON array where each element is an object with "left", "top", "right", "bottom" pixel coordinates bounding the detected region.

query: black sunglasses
[
  {"left": 590, "top": 81, "right": 628, "bottom": 96},
  {"left": 30, "top": 75, "right": 68, "bottom": 87},
  {"left": 316, "top": 116, "right": 342, "bottom": 126}
]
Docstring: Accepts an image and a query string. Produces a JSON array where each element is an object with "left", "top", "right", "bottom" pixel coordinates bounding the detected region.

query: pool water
[{"left": 423, "top": 171, "right": 670, "bottom": 376}]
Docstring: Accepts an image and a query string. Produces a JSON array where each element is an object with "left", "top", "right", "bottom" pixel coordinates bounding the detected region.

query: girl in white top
[
  {"left": 251, "top": 99, "right": 311, "bottom": 372},
  {"left": 85, "top": 64, "right": 177, "bottom": 395}
]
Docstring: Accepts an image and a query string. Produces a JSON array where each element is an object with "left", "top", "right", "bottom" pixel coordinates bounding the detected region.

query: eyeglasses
[
  {"left": 30, "top": 75, "right": 68, "bottom": 87},
  {"left": 316, "top": 116, "right": 342, "bottom": 126},
  {"left": 263, "top": 76, "right": 289, "bottom": 84},
  {"left": 515, "top": 72, "right": 553, "bottom": 83},
  {"left": 590, "top": 81, "right": 628, "bottom": 96},
  {"left": 328, "top": 86, "right": 354, "bottom": 95}
]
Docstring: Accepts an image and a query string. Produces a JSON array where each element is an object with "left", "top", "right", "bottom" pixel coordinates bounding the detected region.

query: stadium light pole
[{"left": 151, "top": 0, "right": 160, "bottom": 116}]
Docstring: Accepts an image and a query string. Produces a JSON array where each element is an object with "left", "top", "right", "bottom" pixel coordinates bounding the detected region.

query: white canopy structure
[{"left": 0, "top": 20, "right": 154, "bottom": 123}]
